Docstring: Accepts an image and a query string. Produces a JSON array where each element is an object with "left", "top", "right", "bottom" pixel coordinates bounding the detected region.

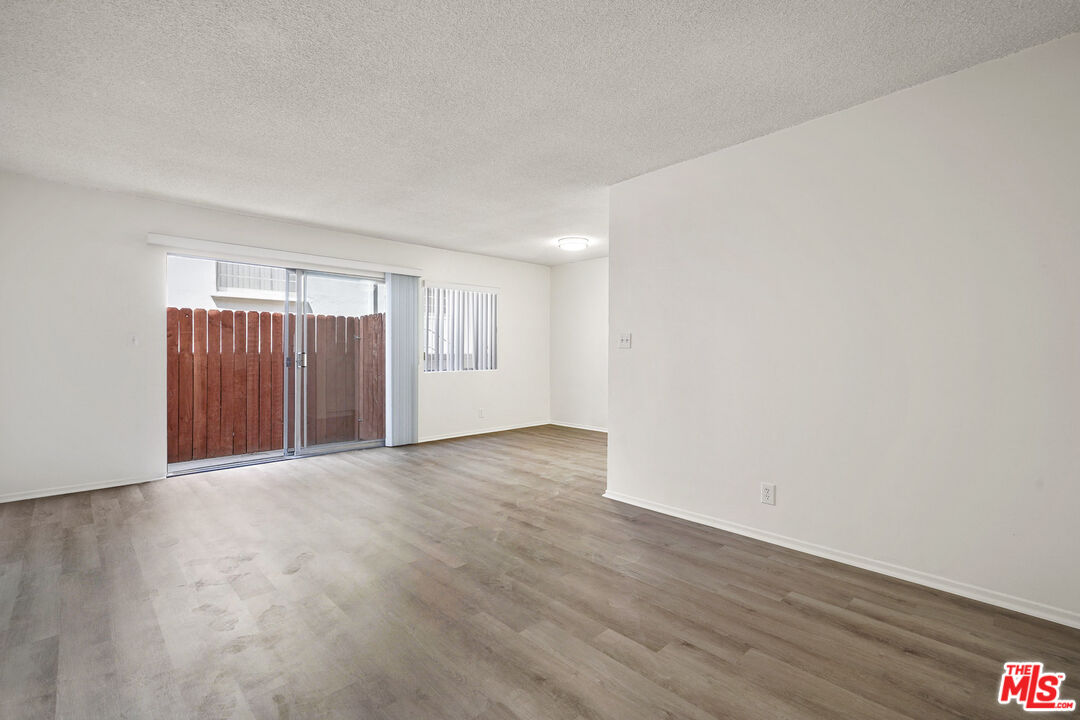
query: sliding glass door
[
  {"left": 166, "top": 257, "right": 387, "bottom": 474},
  {"left": 294, "top": 270, "right": 387, "bottom": 454}
]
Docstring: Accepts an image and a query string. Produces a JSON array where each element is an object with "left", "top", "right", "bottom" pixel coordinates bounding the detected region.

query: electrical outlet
[
  {"left": 760, "top": 483, "right": 776, "bottom": 506},
  {"left": 617, "top": 332, "right": 632, "bottom": 349}
]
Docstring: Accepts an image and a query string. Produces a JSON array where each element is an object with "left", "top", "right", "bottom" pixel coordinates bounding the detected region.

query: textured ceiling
[{"left": 2, "top": 2, "right": 1078, "bottom": 264}]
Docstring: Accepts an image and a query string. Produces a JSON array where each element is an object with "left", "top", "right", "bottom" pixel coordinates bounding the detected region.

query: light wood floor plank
[{"left": 0, "top": 425, "right": 1077, "bottom": 719}]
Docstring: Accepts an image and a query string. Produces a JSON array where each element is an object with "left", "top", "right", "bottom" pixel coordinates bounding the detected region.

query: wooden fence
[{"left": 167, "top": 308, "right": 385, "bottom": 463}]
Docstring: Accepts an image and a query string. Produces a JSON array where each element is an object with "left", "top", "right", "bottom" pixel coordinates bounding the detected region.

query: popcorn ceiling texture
[{"left": 1, "top": 1, "right": 1077, "bottom": 264}]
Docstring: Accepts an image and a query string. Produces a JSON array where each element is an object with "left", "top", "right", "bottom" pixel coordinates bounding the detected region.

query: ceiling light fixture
[{"left": 557, "top": 236, "right": 590, "bottom": 252}]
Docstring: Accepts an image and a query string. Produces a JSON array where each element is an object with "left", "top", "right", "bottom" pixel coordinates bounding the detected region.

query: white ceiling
[{"left": 2, "top": 2, "right": 1078, "bottom": 265}]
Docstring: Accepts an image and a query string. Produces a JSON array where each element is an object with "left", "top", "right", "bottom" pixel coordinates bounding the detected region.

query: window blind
[
  {"left": 386, "top": 273, "right": 419, "bottom": 446},
  {"left": 424, "top": 286, "right": 497, "bottom": 371}
]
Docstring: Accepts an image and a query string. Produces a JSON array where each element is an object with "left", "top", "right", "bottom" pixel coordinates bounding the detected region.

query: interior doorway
[{"left": 165, "top": 255, "right": 387, "bottom": 474}]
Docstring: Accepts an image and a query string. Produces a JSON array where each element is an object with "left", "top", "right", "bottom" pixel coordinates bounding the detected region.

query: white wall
[
  {"left": 0, "top": 171, "right": 550, "bottom": 500},
  {"left": 608, "top": 34, "right": 1080, "bottom": 626},
  {"left": 550, "top": 257, "right": 608, "bottom": 431}
]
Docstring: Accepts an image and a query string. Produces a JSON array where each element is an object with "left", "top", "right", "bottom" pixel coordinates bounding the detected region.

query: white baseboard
[
  {"left": 1, "top": 474, "right": 165, "bottom": 504},
  {"left": 603, "top": 489, "right": 1080, "bottom": 630},
  {"left": 419, "top": 422, "right": 549, "bottom": 443},
  {"left": 551, "top": 422, "right": 608, "bottom": 433}
]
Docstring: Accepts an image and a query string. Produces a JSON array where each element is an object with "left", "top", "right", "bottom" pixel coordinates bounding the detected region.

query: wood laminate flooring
[{"left": 0, "top": 425, "right": 1077, "bottom": 719}]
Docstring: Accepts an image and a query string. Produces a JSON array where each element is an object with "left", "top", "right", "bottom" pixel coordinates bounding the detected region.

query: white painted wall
[
  {"left": 608, "top": 35, "right": 1080, "bottom": 626},
  {"left": 550, "top": 257, "right": 608, "bottom": 431},
  {"left": 0, "top": 171, "right": 550, "bottom": 500}
]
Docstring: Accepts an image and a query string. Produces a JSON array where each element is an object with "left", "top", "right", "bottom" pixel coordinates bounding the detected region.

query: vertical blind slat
[
  {"left": 454, "top": 289, "right": 461, "bottom": 371},
  {"left": 434, "top": 287, "right": 441, "bottom": 372}
]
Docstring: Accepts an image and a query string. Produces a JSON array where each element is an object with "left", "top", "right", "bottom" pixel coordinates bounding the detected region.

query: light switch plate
[{"left": 617, "top": 332, "right": 632, "bottom": 349}]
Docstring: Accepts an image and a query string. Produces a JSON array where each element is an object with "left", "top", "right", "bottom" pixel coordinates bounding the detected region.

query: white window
[{"left": 424, "top": 286, "right": 497, "bottom": 371}]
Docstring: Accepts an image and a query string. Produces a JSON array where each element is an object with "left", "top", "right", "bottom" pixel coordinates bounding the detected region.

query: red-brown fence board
[
  {"left": 359, "top": 314, "right": 386, "bottom": 441},
  {"left": 220, "top": 311, "right": 234, "bottom": 455},
  {"left": 315, "top": 314, "right": 329, "bottom": 444},
  {"left": 166, "top": 308, "right": 385, "bottom": 464},
  {"left": 287, "top": 313, "right": 295, "bottom": 451},
  {"left": 177, "top": 309, "right": 194, "bottom": 462},
  {"left": 305, "top": 313, "right": 317, "bottom": 448},
  {"left": 206, "top": 310, "right": 222, "bottom": 458},
  {"left": 245, "top": 311, "right": 260, "bottom": 454},
  {"left": 192, "top": 309, "right": 208, "bottom": 460},
  {"left": 166, "top": 308, "right": 180, "bottom": 463},
  {"left": 339, "top": 316, "right": 351, "bottom": 441},
  {"left": 356, "top": 314, "right": 374, "bottom": 442},
  {"left": 233, "top": 311, "right": 248, "bottom": 455},
  {"left": 327, "top": 316, "right": 338, "bottom": 441},
  {"left": 347, "top": 316, "right": 359, "bottom": 443},
  {"left": 375, "top": 314, "right": 386, "bottom": 437},
  {"left": 258, "top": 312, "right": 272, "bottom": 451},
  {"left": 331, "top": 316, "right": 346, "bottom": 441},
  {"left": 271, "top": 313, "right": 284, "bottom": 450}
]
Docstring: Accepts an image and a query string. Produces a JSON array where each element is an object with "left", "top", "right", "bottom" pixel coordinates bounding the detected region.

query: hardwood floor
[{"left": 0, "top": 425, "right": 1077, "bottom": 719}]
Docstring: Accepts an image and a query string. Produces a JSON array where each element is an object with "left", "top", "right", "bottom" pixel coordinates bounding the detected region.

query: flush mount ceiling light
[{"left": 557, "top": 236, "right": 590, "bottom": 252}]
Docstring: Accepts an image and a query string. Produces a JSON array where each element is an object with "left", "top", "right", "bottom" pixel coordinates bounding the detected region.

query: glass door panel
[
  {"left": 165, "top": 255, "right": 292, "bottom": 474},
  {"left": 296, "top": 271, "right": 387, "bottom": 453}
]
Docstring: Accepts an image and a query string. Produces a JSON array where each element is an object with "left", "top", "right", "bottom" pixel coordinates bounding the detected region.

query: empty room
[{"left": 1, "top": 2, "right": 1079, "bottom": 718}]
